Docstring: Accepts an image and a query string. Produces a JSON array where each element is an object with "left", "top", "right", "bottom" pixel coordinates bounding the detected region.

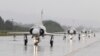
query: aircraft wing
[
  {"left": 44, "top": 32, "right": 66, "bottom": 36},
  {"left": 53, "top": 32, "right": 68, "bottom": 34},
  {"left": 7, "top": 32, "right": 65, "bottom": 36},
  {"left": 7, "top": 32, "right": 30, "bottom": 35}
]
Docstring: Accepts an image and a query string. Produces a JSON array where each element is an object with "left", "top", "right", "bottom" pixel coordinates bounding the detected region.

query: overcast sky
[{"left": 0, "top": 0, "right": 100, "bottom": 27}]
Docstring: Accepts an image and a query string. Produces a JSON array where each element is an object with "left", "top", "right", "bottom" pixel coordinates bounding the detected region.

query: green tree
[
  {"left": 0, "top": 16, "right": 4, "bottom": 30},
  {"left": 5, "top": 20, "right": 13, "bottom": 30},
  {"left": 43, "top": 20, "right": 64, "bottom": 33}
]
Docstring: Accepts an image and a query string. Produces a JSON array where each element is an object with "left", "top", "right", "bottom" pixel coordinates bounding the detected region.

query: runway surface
[{"left": 0, "top": 33, "right": 100, "bottom": 56}]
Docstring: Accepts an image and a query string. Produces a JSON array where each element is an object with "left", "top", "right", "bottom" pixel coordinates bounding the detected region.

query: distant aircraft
[
  {"left": 7, "top": 10, "right": 77, "bottom": 46},
  {"left": 87, "top": 30, "right": 95, "bottom": 37},
  {"left": 67, "top": 28, "right": 76, "bottom": 35},
  {"left": 81, "top": 29, "right": 88, "bottom": 36},
  {"left": 80, "top": 29, "right": 95, "bottom": 37},
  {"left": 54, "top": 27, "right": 77, "bottom": 40}
]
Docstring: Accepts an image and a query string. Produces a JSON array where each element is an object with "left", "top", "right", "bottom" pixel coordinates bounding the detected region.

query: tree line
[
  {"left": 0, "top": 16, "right": 64, "bottom": 33},
  {"left": 0, "top": 16, "right": 29, "bottom": 32}
]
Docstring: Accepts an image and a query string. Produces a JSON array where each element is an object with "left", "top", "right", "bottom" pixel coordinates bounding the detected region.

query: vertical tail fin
[
  {"left": 34, "top": 9, "right": 44, "bottom": 26},
  {"left": 41, "top": 9, "right": 44, "bottom": 25}
]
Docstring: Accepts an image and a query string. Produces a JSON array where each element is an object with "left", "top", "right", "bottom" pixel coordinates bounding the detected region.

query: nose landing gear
[{"left": 34, "top": 37, "right": 40, "bottom": 46}]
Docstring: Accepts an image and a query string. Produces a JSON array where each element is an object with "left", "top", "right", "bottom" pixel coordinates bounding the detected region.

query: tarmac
[{"left": 0, "top": 33, "right": 100, "bottom": 56}]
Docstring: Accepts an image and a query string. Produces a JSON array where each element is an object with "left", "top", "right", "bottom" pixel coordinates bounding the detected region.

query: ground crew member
[
  {"left": 50, "top": 35, "right": 54, "bottom": 47},
  {"left": 78, "top": 34, "right": 81, "bottom": 41},
  {"left": 24, "top": 34, "right": 28, "bottom": 46}
]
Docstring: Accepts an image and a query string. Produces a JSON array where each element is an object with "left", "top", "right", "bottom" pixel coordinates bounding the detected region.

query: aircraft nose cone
[{"left": 33, "top": 28, "right": 40, "bottom": 35}]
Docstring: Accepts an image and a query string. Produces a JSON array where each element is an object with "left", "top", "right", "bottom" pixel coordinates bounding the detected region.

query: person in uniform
[
  {"left": 50, "top": 35, "right": 54, "bottom": 47},
  {"left": 24, "top": 34, "right": 28, "bottom": 46}
]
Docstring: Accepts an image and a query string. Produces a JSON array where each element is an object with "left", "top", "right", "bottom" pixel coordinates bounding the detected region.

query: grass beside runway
[{"left": 0, "top": 32, "right": 8, "bottom": 36}]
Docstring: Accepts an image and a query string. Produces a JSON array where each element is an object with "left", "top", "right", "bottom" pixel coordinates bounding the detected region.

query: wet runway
[{"left": 0, "top": 33, "right": 100, "bottom": 56}]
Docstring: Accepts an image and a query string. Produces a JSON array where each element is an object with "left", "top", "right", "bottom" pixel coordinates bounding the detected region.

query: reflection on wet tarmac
[
  {"left": 69, "top": 40, "right": 73, "bottom": 52},
  {"left": 34, "top": 46, "right": 38, "bottom": 56},
  {"left": 24, "top": 46, "right": 27, "bottom": 51}
]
